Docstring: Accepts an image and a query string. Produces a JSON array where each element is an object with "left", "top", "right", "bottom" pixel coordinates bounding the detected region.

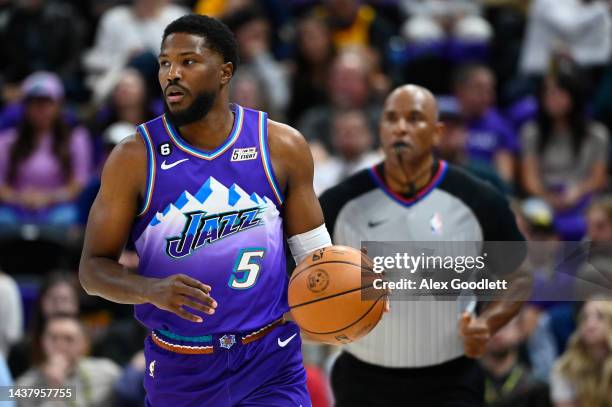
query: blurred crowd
[{"left": 0, "top": 0, "right": 612, "bottom": 406}]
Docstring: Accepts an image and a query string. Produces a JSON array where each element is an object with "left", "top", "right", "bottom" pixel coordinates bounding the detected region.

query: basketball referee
[{"left": 320, "top": 85, "right": 530, "bottom": 406}]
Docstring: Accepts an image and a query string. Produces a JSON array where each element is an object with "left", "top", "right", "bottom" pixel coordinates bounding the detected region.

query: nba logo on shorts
[{"left": 219, "top": 334, "right": 236, "bottom": 349}]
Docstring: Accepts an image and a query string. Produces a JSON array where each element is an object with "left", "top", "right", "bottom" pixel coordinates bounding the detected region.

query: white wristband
[{"left": 287, "top": 223, "right": 332, "bottom": 265}]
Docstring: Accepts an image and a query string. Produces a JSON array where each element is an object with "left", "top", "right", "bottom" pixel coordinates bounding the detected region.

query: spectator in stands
[
  {"left": 520, "top": 59, "right": 609, "bottom": 240},
  {"left": 481, "top": 316, "right": 550, "bottom": 407},
  {"left": 312, "top": 109, "right": 381, "bottom": 194},
  {"left": 575, "top": 196, "right": 612, "bottom": 300},
  {"left": 0, "top": 0, "right": 87, "bottom": 101},
  {"left": 223, "top": 6, "right": 289, "bottom": 116},
  {"left": 551, "top": 300, "right": 612, "bottom": 407},
  {"left": 396, "top": 0, "right": 493, "bottom": 94},
  {"left": 114, "top": 350, "right": 146, "bottom": 407},
  {"left": 518, "top": 199, "right": 573, "bottom": 305},
  {"left": 92, "top": 68, "right": 157, "bottom": 135},
  {"left": 8, "top": 271, "right": 80, "bottom": 379},
  {"left": 298, "top": 48, "right": 381, "bottom": 151},
  {"left": 83, "top": 0, "right": 188, "bottom": 102},
  {"left": 436, "top": 101, "right": 508, "bottom": 193},
  {"left": 16, "top": 314, "right": 120, "bottom": 407},
  {"left": 314, "top": 0, "right": 394, "bottom": 69},
  {"left": 194, "top": 0, "right": 253, "bottom": 17},
  {"left": 453, "top": 63, "right": 518, "bottom": 184},
  {"left": 37, "top": 272, "right": 80, "bottom": 322},
  {"left": 0, "top": 270, "right": 23, "bottom": 358},
  {"left": 90, "top": 68, "right": 159, "bottom": 166},
  {"left": 0, "top": 72, "right": 92, "bottom": 227},
  {"left": 518, "top": 198, "right": 582, "bottom": 355},
  {"left": 230, "top": 67, "right": 273, "bottom": 117},
  {"left": 287, "top": 14, "right": 335, "bottom": 125},
  {"left": 400, "top": 0, "right": 493, "bottom": 45},
  {"left": 584, "top": 196, "right": 612, "bottom": 243},
  {"left": 520, "top": 0, "right": 611, "bottom": 77},
  {"left": 0, "top": 353, "right": 15, "bottom": 407},
  {"left": 482, "top": 0, "right": 532, "bottom": 105}
]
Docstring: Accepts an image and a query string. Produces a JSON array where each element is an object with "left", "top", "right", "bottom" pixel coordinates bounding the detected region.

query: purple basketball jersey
[{"left": 131, "top": 104, "right": 287, "bottom": 336}]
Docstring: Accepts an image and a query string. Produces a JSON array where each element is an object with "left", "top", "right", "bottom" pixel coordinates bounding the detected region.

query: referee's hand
[{"left": 458, "top": 312, "right": 490, "bottom": 358}]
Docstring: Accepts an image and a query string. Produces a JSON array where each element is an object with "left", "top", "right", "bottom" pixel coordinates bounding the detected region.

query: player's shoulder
[
  {"left": 101, "top": 134, "right": 146, "bottom": 181},
  {"left": 111, "top": 133, "right": 146, "bottom": 159},
  {"left": 266, "top": 119, "right": 313, "bottom": 183},
  {"left": 267, "top": 119, "right": 309, "bottom": 155}
]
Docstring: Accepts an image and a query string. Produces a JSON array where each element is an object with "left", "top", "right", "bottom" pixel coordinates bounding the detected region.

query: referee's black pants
[{"left": 331, "top": 352, "right": 485, "bottom": 407}]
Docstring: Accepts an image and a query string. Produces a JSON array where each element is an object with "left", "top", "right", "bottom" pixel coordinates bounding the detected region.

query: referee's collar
[{"left": 368, "top": 160, "right": 449, "bottom": 207}]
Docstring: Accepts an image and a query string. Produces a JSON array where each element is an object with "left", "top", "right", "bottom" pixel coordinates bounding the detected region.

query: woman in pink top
[{"left": 0, "top": 72, "right": 92, "bottom": 226}]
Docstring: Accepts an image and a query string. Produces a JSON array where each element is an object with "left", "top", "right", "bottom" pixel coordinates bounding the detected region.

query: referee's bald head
[{"left": 384, "top": 85, "right": 439, "bottom": 121}]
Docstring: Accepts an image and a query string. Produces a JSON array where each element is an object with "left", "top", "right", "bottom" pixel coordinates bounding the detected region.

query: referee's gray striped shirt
[{"left": 319, "top": 161, "right": 524, "bottom": 368}]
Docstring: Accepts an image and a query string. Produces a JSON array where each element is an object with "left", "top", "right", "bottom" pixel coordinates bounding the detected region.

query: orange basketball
[{"left": 288, "top": 245, "right": 386, "bottom": 345}]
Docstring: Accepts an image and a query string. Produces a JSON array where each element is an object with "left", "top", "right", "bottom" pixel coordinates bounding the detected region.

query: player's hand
[
  {"left": 145, "top": 274, "right": 217, "bottom": 323},
  {"left": 458, "top": 312, "right": 490, "bottom": 358}
]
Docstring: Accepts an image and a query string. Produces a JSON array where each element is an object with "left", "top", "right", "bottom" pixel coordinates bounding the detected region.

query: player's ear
[{"left": 220, "top": 62, "right": 233, "bottom": 86}]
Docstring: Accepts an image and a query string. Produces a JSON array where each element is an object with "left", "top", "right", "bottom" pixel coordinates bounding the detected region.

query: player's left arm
[
  {"left": 459, "top": 188, "right": 532, "bottom": 358},
  {"left": 267, "top": 120, "right": 330, "bottom": 263}
]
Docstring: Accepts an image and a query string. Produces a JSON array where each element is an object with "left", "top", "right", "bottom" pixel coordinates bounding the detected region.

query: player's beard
[{"left": 165, "top": 89, "right": 217, "bottom": 127}]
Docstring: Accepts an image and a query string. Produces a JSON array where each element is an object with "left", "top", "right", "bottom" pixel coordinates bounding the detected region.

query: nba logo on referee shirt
[
  {"left": 430, "top": 212, "right": 443, "bottom": 235},
  {"left": 220, "top": 334, "right": 236, "bottom": 349}
]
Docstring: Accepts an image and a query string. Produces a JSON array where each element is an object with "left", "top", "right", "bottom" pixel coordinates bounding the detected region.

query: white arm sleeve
[{"left": 287, "top": 223, "right": 332, "bottom": 265}]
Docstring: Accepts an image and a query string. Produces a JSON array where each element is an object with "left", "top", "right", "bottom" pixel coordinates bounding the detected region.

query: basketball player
[
  {"left": 79, "top": 15, "right": 332, "bottom": 406},
  {"left": 320, "top": 85, "right": 531, "bottom": 406}
]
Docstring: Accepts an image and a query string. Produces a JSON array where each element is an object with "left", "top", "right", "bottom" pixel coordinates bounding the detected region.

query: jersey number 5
[{"left": 228, "top": 248, "right": 266, "bottom": 290}]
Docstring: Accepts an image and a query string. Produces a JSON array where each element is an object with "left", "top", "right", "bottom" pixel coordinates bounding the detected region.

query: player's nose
[{"left": 166, "top": 63, "right": 183, "bottom": 82}]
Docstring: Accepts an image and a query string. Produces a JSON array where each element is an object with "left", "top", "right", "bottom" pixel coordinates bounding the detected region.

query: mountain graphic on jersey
[{"left": 137, "top": 176, "right": 277, "bottom": 259}]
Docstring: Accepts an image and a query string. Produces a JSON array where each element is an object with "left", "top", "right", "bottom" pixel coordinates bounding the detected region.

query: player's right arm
[{"left": 79, "top": 135, "right": 216, "bottom": 323}]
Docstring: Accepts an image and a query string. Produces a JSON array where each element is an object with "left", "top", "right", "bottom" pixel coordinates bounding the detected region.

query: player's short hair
[{"left": 163, "top": 14, "right": 239, "bottom": 70}]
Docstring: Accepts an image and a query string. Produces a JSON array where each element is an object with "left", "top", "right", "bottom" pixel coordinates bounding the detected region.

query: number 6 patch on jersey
[{"left": 158, "top": 142, "right": 172, "bottom": 156}]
